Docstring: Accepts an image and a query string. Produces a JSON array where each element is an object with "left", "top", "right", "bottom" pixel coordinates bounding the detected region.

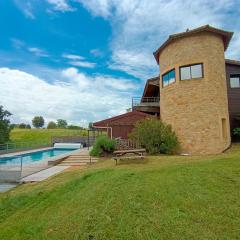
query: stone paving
[{"left": 21, "top": 166, "right": 69, "bottom": 183}]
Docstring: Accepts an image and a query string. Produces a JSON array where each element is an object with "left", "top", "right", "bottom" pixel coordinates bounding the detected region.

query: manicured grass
[
  {"left": 10, "top": 128, "right": 88, "bottom": 145},
  {"left": 0, "top": 145, "right": 240, "bottom": 239}
]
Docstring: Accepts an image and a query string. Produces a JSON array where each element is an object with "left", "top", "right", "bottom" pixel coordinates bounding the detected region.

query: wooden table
[{"left": 113, "top": 148, "right": 146, "bottom": 165}]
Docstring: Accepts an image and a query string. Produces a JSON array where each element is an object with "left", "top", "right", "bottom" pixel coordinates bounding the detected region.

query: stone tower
[{"left": 154, "top": 25, "right": 233, "bottom": 154}]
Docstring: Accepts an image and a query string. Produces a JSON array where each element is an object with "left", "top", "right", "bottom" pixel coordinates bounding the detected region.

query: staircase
[{"left": 58, "top": 148, "right": 99, "bottom": 166}]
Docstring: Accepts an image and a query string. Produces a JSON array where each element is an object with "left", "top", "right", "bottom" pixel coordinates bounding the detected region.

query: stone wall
[{"left": 159, "top": 32, "right": 231, "bottom": 154}]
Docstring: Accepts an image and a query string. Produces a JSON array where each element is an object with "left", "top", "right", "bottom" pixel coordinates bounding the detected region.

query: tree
[
  {"left": 57, "top": 119, "right": 67, "bottom": 128},
  {"left": 88, "top": 122, "right": 93, "bottom": 129},
  {"left": 19, "top": 123, "right": 27, "bottom": 129},
  {"left": 47, "top": 121, "right": 57, "bottom": 129},
  {"left": 26, "top": 124, "right": 31, "bottom": 129},
  {"left": 0, "top": 106, "right": 12, "bottom": 144},
  {"left": 32, "top": 116, "right": 44, "bottom": 128}
]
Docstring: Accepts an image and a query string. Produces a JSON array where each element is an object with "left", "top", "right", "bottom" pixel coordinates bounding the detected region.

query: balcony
[{"left": 132, "top": 97, "right": 160, "bottom": 114}]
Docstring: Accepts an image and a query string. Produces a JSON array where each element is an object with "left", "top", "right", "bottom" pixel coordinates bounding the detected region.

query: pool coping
[
  {"left": 0, "top": 147, "right": 83, "bottom": 167},
  {"left": 0, "top": 147, "right": 53, "bottom": 158}
]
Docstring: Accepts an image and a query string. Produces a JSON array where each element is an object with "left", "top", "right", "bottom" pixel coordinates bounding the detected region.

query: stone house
[{"left": 94, "top": 25, "right": 240, "bottom": 155}]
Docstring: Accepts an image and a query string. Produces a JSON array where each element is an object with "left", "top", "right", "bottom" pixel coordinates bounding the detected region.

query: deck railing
[{"left": 132, "top": 97, "right": 160, "bottom": 108}]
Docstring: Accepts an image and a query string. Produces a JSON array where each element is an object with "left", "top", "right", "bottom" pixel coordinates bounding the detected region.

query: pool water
[{"left": 0, "top": 148, "right": 76, "bottom": 165}]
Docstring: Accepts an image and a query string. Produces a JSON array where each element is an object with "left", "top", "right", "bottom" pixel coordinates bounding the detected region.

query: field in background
[
  {"left": 10, "top": 128, "right": 88, "bottom": 145},
  {"left": 0, "top": 145, "right": 240, "bottom": 239}
]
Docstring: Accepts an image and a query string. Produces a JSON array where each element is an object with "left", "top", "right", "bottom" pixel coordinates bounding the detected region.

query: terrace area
[{"left": 132, "top": 96, "right": 160, "bottom": 115}]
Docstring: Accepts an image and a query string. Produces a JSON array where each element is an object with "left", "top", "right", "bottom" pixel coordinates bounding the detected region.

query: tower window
[
  {"left": 221, "top": 118, "right": 227, "bottom": 139},
  {"left": 162, "top": 69, "right": 176, "bottom": 87},
  {"left": 180, "top": 63, "right": 203, "bottom": 80},
  {"left": 230, "top": 74, "right": 240, "bottom": 88}
]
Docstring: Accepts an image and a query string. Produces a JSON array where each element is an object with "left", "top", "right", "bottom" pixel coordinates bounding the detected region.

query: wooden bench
[{"left": 113, "top": 148, "right": 146, "bottom": 165}]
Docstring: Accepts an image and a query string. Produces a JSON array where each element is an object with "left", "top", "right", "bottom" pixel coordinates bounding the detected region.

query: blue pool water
[{"left": 0, "top": 148, "right": 76, "bottom": 165}]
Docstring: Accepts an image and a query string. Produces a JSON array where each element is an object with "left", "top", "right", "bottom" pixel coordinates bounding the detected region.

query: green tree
[
  {"left": 32, "top": 116, "right": 44, "bottom": 128},
  {"left": 88, "top": 122, "right": 93, "bottom": 129},
  {"left": 0, "top": 106, "right": 12, "bottom": 144},
  {"left": 19, "top": 123, "right": 27, "bottom": 129},
  {"left": 57, "top": 119, "right": 67, "bottom": 128},
  {"left": 47, "top": 121, "right": 57, "bottom": 129}
]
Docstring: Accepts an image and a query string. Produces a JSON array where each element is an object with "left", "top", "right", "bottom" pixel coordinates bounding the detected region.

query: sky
[{"left": 0, "top": 0, "right": 239, "bottom": 127}]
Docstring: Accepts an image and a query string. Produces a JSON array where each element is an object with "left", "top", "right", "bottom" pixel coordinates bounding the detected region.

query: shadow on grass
[{"left": 116, "top": 158, "right": 149, "bottom": 165}]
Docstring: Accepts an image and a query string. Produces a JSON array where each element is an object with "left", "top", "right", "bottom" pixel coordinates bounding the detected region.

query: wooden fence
[{"left": 115, "top": 138, "right": 140, "bottom": 150}]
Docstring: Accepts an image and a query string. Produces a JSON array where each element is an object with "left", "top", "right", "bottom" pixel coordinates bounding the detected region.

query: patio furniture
[{"left": 113, "top": 148, "right": 146, "bottom": 165}]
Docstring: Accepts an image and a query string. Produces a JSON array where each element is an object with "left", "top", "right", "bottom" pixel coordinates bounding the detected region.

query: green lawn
[
  {"left": 1, "top": 145, "right": 240, "bottom": 239},
  {"left": 10, "top": 128, "right": 88, "bottom": 145}
]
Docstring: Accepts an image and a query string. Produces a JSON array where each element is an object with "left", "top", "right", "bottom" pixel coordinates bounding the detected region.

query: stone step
[
  {"left": 59, "top": 162, "right": 87, "bottom": 166},
  {"left": 62, "top": 160, "right": 98, "bottom": 163},
  {"left": 66, "top": 158, "right": 98, "bottom": 161},
  {"left": 67, "top": 157, "right": 98, "bottom": 161}
]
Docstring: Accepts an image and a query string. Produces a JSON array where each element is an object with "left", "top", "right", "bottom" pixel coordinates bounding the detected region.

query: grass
[
  {"left": 0, "top": 144, "right": 240, "bottom": 239},
  {"left": 10, "top": 128, "right": 88, "bottom": 145}
]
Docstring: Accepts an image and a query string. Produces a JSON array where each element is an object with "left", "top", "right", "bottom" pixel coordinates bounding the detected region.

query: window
[
  {"left": 230, "top": 74, "right": 240, "bottom": 88},
  {"left": 162, "top": 69, "right": 175, "bottom": 87},
  {"left": 180, "top": 63, "right": 203, "bottom": 80},
  {"left": 221, "top": 118, "right": 227, "bottom": 139}
]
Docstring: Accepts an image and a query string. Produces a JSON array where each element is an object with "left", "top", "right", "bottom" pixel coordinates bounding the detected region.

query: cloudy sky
[{"left": 0, "top": 0, "right": 239, "bottom": 126}]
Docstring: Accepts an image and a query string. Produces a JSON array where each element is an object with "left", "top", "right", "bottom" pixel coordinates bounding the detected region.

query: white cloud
[
  {"left": 90, "top": 49, "right": 104, "bottom": 57},
  {"left": 78, "top": 0, "right": 240, "bottom": 78},
  {"left": 76, "top": 0, "right": 113, "bottom": 18},
  {"left": 28, "top": 47, "right": 49, "bottom": 57},
  {"left": 14, "top": 0, "right": 35, "bottom": 19},
  {"left": 47, "top": 0, "right": 75, "bottom": 12},
  {"left": 226, "top": 31, "right": 240, "bottom": 60},
  {"left": 63, "top": 53, "right": 96, "bottom": 68},
  {"left": 11, "top": 38, "right": 25, "bottom": 49},
  {"left": 0, "top": 67, "right": 138, "bottom": 126},
  {"left": 62, "top": 54, "right": 85, "bottom": 60},
  {"left": 69, "top": 61, "right": 96, "bottom": 68},
  {"left": 109, "top": 50, "right": 157, "bottom": 79}
]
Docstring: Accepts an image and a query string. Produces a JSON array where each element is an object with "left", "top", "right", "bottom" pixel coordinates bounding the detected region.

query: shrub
[
  {"left": 233, "top": 128, "right": 240, "bottom": 137},
  {"left": 19, "top": 123, "right": 27, "bottom": 129},
  {"left": 129, "top": 118, "right": 180, "bottom": 154},
  {"left": 90, "top": 136, "right": 116, "bottom": 157},
  {"left": 68, "top": 125, "right": 83, "bottom": 130},
  {"left": 47, "top": 121, "right": 57, "bottom": 129}
]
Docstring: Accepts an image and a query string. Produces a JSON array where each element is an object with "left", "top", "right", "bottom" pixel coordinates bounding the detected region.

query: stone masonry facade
[{"left": 159, "top": 32, "right": 231, "bottom": 154}]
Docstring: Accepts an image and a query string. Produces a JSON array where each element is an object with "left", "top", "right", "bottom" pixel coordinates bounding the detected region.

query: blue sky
[{"left": 0, "top": 0, "right": 239, "bottom": 126}]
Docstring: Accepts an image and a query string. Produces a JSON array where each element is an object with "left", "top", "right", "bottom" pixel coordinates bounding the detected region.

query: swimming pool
[{"left": 0, "top": 148, "right": 77, "bottom": 165}]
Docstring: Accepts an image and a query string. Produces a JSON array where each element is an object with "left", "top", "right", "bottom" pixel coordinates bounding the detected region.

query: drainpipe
[{"left": 92, "top": 124, "right": 113, "bottom": 139}]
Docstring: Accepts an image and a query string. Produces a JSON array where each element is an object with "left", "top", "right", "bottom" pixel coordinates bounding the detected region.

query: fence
[
  {"left": 115, "top": 138, "right": 140, "bottom": 150},
  {"left": 0, "top": 156, "right": 50, "bottom": 183},
  {"left": 0, "top": 142, "right": 50, "bottom": 155}
]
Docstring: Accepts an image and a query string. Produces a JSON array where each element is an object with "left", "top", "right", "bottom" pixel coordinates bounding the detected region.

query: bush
[
  {"left": 233, "top": 128, "right": 240, "bottom": 137},
  {"left": 19, "top": 123, "right": 27, "bottom": 129},
  {"left": 129, "top": 118, "right": 180, "bottom": 154},
  {"left": 90, "top": 136, "right": 116, "bottom": 157},
  {"left": 47, "top": 121, "right": 57, "bottom": 129},
  {"left": 68, "top": 125, "right": 83, "bottom": 130}
]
